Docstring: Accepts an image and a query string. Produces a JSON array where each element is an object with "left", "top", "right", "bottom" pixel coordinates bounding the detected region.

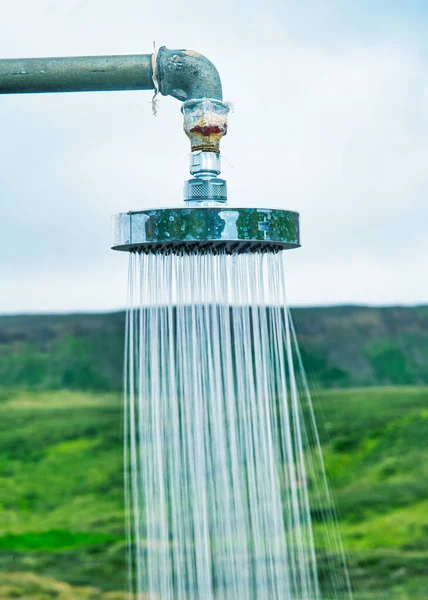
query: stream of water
[{"left": 125, "top": 250, "right": 352, "bottom": 599}]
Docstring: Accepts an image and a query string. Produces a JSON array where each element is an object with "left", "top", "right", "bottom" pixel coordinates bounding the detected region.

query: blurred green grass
[
  {"left": 0, "top": 386, "right": 427, "bottom": 597},
  {"left": 0, "top": 390, "right": 126, "bottom": 596}
]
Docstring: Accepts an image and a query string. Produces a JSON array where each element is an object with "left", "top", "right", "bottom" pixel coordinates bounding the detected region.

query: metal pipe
[
  {"left": 0, "top": 54, "right": 154, "bottom": 94},
  {"left": 0, "top": 46, "right": 231, "bottom": 204}
]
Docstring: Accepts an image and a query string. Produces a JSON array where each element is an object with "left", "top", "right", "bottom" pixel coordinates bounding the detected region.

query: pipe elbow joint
[{"left": 156, "top": 46, "right": 223, "bottom": 102}]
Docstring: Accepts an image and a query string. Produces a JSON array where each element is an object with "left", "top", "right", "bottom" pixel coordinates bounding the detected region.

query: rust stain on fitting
[{"left": 190, "top": 124, "right": 227, "bottom": 136}]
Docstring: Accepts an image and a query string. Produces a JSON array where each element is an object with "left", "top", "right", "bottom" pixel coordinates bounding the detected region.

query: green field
[{"left": 0, "top": 386, "right": 427, "bottom": 598}]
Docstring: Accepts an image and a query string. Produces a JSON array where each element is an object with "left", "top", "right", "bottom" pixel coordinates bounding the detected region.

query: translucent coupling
[{"left": 111, "top": 207, "right": 300, "bottom": 254}]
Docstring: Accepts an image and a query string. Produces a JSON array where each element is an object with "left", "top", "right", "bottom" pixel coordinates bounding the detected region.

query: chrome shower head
[{"left": 111, "top": 206, "right": 300, "bottom": 255}]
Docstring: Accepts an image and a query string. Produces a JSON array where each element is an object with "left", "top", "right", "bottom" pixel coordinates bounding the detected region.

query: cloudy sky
[{"left": 1, "top": 0, "right": 427, "bottom": 313}]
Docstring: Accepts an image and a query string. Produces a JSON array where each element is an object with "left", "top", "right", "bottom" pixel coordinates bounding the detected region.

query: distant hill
[
  {"left": 293, "top": 305, "right": 428, "bottom": 388},
  {"left": 0, "top": 306, "right": 427, "bottom": 390}
]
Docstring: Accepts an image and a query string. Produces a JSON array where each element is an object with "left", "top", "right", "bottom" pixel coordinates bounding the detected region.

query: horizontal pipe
[{"left": 0, "top": 54, "right": 154, "bottom": 94}]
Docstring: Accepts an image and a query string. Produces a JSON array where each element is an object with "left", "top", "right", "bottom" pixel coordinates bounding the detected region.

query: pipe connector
[
  {"left": 182, "top": 98, "right": 229, "bottom": 154},
  {"left": 156, "top": 47, "right": 223, "bottom": 101},
  {"left": 156, "top": 47, "right": 229, "bottom": 154},
  {"left": 184, "top": 151, "right": 227, "bottom": 206}
]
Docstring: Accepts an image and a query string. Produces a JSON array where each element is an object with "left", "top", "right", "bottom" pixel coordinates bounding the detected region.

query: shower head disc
[{"left": 111, "top": 207, "right": 300, "bottom": 254}]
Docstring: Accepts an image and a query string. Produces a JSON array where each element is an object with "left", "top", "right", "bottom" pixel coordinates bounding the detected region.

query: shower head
[
  {"left": 111, "top": 207, "right": 300, "bottom": 255},
  {"left": 111, "top": 148, "right": 300, "bottom": 255}
]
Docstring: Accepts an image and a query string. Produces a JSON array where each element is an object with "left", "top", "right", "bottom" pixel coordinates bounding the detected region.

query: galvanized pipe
[{"left": 0, "top": 54, "right": 154, "bottom": 94}]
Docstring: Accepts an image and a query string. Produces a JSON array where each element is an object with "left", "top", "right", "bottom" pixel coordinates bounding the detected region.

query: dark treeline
[{"left": 0, "top": 305, "right": 427, "bottom": 391}]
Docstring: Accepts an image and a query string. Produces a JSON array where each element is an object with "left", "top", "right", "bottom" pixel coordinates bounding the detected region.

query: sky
[{"left": 1, "top": 0, "right": 428, "bottom": 312}]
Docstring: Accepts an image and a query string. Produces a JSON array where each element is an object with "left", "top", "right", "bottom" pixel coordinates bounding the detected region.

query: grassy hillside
[
  {"left": 0, "top": 386, "right": 427, "bottom": 598},
  {"left": 293, "top": 305, "right": 428, "bottom": 388},
  {"left": 1, "top": 306, "right": 428, "bottom": 390},
  {"left": 0, "top": 313, "right": 125, "bottom": 392}
]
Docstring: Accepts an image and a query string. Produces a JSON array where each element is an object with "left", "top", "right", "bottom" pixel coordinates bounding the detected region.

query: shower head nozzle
[{"left": 111, "top": 207, "right": 300, "bottom": 255}]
